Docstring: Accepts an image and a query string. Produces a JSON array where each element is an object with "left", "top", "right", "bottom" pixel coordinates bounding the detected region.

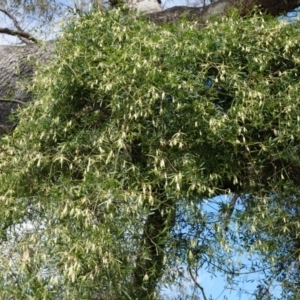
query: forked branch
[{"left": 0, "top": 7, "right": 38, "bottom": 44}]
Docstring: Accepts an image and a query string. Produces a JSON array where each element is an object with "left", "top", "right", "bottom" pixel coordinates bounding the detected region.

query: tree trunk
[{"left": 131, "top": 190, "right": 175, "bottom": 299}]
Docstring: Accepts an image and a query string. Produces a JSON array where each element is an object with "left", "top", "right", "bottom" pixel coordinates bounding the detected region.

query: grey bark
[
  {"left": 0, "top": 41, "right": 55, "bottom": 133},
  {"left": 0, "top": 0, "right": 299, "bottom": 132}
]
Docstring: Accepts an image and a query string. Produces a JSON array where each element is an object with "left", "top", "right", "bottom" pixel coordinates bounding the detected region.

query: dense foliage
[{"left": 1, "top": 8, "right": 300, "bottom": 299}]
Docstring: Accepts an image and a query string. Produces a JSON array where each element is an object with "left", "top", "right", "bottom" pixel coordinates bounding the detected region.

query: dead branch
[
  {"left": 0, "top": 7, "right": 23, "bottom": 32},
  {"left": 0, "top": 27, "right": 38, "bottom": 44},
  {"left": 0, "top": 7, "right": 38, "bottom": 44}
]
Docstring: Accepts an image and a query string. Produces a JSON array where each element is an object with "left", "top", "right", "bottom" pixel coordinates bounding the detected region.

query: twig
[
  {"left": 0, "top": 98, "right": 26, "bottom": 105},
  {"left": 188, "top": 267, "right": 208, "bottom": 300}
]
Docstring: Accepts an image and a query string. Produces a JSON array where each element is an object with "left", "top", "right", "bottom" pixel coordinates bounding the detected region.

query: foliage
[{"left": 0, "top": 8, "right": 300, "bottom": 299}]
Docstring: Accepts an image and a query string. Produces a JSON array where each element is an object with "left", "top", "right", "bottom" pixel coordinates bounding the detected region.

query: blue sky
[{"left": 159, "top": 196, "right": 284, "bottom": 300}]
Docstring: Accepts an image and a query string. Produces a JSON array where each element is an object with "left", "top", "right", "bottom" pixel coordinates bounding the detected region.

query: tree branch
[
  {"left": 148, "top": 0, "right": 300, "bottom": 24},
  {"left": 0, "top": 98, "right": 26, "bottom": 105},
  {"left": 188, "top": 267, "right": 208, "bottom": 300},
  {"left": 224, "top": 193, "right": 239, "bottom": 231},
  {"left": 229, "top": 193, "right": 239, "bottom": 208},
  {"left": 245, "top": 0, "right": 300, "bottom": 17},
  {"left": 0, "top": 7, "right": 23, "bottom": 32},
  {"left": 0, "top": 27, "right": 38, "bottom": 44},
  {"left": 148, "top": 1, "right": 228, "bottom": 24},
  {"left": 0, "top": 7, "right": 38, "bottom": 44}
]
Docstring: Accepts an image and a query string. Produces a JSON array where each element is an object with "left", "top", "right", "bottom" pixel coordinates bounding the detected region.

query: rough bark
[{"left": 0, "top": 41, "right": 55, "bottom": 133}]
